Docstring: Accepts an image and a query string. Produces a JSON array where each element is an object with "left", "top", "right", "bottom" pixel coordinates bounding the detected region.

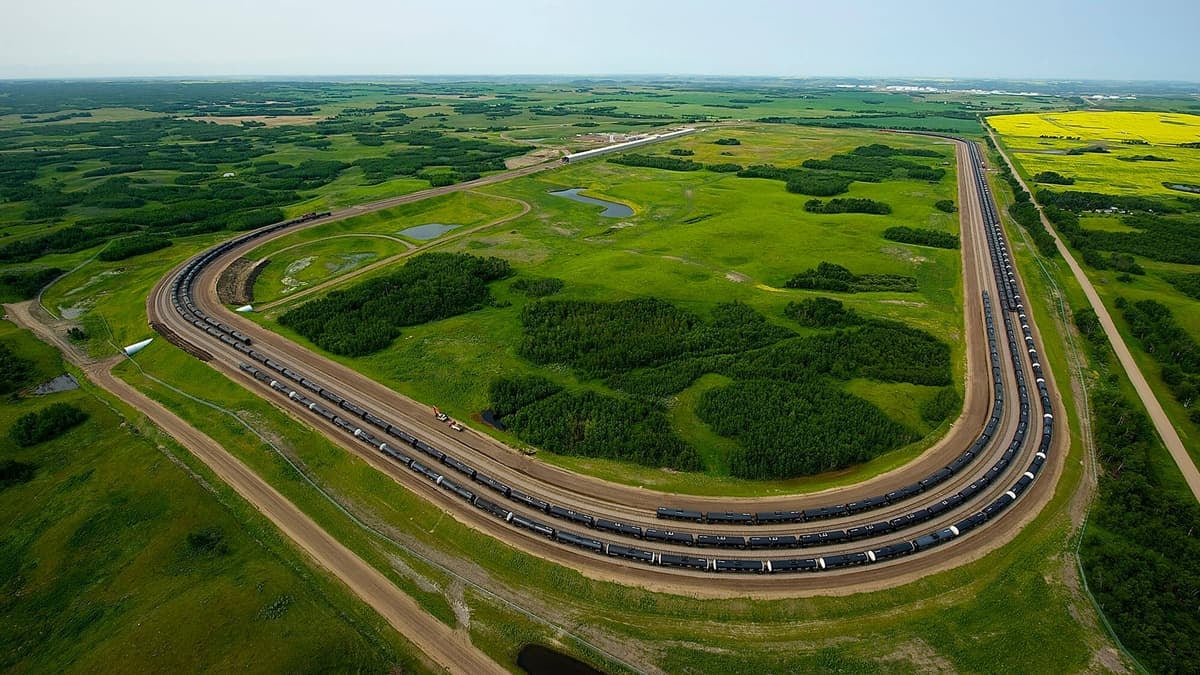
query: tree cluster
[
  {"left": 489, "top": 375, "right": 702, "bottom": 471},
  {"left": 804, "top": 198, "right": 892, "bottom": 215},
  {"left": 607, "top": 153, "right": 702, "bottom": 172},
  {"left": 784, "top": 261, "right": 917, "bottom": 293},
  {"left": 9, "top": 403, "right": 88, "bottom": 447},
  {"left": 1033, "top": 171, "right": 1075, "bottom": 185},
  {"left": 0, "top": 343, "right": 35, "bottom": 395},
  {"left": 934, "top": 199, "right": 957, "bottom": 213},
  {"left": 882, "top": 226, "right": 960, "bottom": 249},
  {"left": 1073, "top": 308, "right": 1200, "bottom": 674},
  {"left": 279, "top": 253, "right": 511, "bottom": 357},
  {"left": 509, "top": 292, "right": 949, "bottom": 479},
  {"left": 518, "top": 299, "right": 791, "bottom": 379},
  {"left": 783, "top": 296, "right": 862, "bottom": 327},
  {"left": 0, "top": 268, "right": 63, "bottom": 302},
  {"left": 1120, "top": 298, "right": 1200, "bottom": 418},
  {"left": 697, "top": 379, "right": 916, "bottom": 478}
]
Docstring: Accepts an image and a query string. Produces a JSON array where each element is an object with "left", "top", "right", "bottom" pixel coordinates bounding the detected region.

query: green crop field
[
  {"left": 989, "top": 111, "right": 1200, "bottom": 197},
  {"left": 990, "top": 111, "right": 1200, "bottom": 461}
]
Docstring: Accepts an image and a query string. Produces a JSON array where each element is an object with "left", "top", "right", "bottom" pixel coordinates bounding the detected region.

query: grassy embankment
[{"left": 0, "top": 321, "right": 423, "bottom": 673}]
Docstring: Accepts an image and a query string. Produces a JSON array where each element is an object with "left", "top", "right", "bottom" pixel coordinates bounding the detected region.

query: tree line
[
  {"left": 784, "top": 261, "right": 917, "bottom": 293},
  {"left": 1119, "top": 297, "right": 1200, "bottom": 420},
  {"left": 804, "top": 198, "right": 892, "bottom": 215},
  {"left": 608, "top": 153, "right": 703, "bottom": 172},
  {"left": 883, "top": 226, "right": 960, "bottom": 249},
  {"left": 1073, "top": 305, "right": 1200, "bottom": 674}
]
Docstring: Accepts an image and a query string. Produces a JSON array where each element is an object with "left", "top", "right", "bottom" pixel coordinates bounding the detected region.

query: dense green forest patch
[
  {"left": 503, "top": 296, "right": 948, "bottom": 478},
  {"left": 0, "top": 267, "right": 63, "bottom": 302},
  {"left": 697, "top": 379, "right": 915, "bottom": 477},
  {"left": 489, "top": 376, "right": 702, "bottom": 470},
  {"left": 278, "top": 252, "right": 511, "bottom": 356}
]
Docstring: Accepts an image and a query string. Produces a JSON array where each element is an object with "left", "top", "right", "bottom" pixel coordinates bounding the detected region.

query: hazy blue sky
[{"left": 3, "top": 0, "right": 1197, "bottom": 81}]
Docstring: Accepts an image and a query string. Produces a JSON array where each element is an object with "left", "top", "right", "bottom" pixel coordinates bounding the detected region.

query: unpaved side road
[
  {"left": 3, "top": 301, "right": 504, "bottom": 675},
  {"left": 985, "top": 129, "right": 1200, "bottom": 502}
]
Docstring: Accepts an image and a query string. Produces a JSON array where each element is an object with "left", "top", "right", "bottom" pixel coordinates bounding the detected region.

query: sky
[{"left": 3, "top": 0, "right": 1197, "bottom": 81}]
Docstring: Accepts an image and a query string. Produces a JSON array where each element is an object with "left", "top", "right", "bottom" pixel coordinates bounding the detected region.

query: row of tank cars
[{"left": 164, "top": 140, "right": 1054, "bottom": 573}]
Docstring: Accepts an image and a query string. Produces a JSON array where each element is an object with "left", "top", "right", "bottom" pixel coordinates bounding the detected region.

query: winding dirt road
[{"left": 986, "top": 128, "right": 1200, "bottom": 501}]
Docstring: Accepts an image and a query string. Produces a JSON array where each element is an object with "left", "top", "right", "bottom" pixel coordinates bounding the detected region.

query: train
[{"left": 163, "top": 137, "right": 1055, "bottom": 573}]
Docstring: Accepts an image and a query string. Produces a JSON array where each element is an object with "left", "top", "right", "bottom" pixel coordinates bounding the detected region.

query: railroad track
[{"left": 144, "top": 136, "right": 1067, "bottom": 593}]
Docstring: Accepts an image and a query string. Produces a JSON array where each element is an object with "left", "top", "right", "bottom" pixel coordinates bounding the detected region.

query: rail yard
[{"left": 143, "top": 135, "right": 1067, "bottom": 594}]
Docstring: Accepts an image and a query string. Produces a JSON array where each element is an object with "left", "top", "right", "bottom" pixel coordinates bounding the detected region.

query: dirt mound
[{"left": 217, "top": 257, "right": 270, "bottom": 305}]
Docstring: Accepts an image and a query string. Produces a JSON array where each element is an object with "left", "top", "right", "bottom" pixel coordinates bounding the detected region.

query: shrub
[
  {"left": 9, "top": 403, "right": 88, "bottom": 447},
  {"left": 883, "top": 226, "right": 960, "bottom": 249}
]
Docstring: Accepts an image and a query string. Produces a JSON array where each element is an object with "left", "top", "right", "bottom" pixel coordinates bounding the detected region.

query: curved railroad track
[{"left": 144, "top": 135, "right": 1068, "bottom": 595}]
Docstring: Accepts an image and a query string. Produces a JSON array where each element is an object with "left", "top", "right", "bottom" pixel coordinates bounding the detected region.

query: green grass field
[
  {"left": 2, "top": 82, "right": 1141, "bottom": 671},
  {"left": 245, "top": 124, "right": 967, "bottom": 492},
  {"left": 0, "top": 322, "right": 422, "bottom": 673}
]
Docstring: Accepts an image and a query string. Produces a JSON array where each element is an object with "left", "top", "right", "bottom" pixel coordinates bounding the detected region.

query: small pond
[
  {"left": 549, "top": 188, "right": 633, "bottom": 218},
  {"left": 516, "top": 644, "right": 603, "bottom": 675},
  {"left": 399, "top": 222, "right": 460, "bottom": 240}
]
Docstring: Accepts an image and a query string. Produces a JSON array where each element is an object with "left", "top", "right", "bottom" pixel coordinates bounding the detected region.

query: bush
[
  {"left": 713, "top": 138, "right": 741, "bottom": 145},
  {"left": 0, "top": 343, "right": 36, "bottom": 395},
  {"left": 0, "top": 460, "right": 36, "bottom": 489},
  {"left": 883, "top": 226, "right": 960, "bottom": 249},
  {"left": 668, "top": 148, "right": 694, "bottom": 156},
  {"left": 1033, "top": 171, "right": 1075, "bottom": 185},
  {"left": 784, "top": 297, "right": 862, "bottom": 327},
  {"left": 9, "top": 403, "right": 88, "bottom": 447},
  {"left": 934, "top": 199, "right": 957, "bottom": 213},
  {"left": 705, "top": 163, "right": 743, "bottom": 173}
]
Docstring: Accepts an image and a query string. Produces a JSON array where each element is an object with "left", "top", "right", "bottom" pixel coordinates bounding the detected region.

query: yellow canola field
[{"left": 989, "top": 111, "right": 1200, "bottom": 145}]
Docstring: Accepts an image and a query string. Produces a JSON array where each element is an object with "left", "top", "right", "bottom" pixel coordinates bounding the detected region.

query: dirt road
[
  {"left": 2, "top": 300, "right": 505, "bottom": 675},
  {"left": 986, "top": 129, "right": 1200, "bottom": 502}
]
